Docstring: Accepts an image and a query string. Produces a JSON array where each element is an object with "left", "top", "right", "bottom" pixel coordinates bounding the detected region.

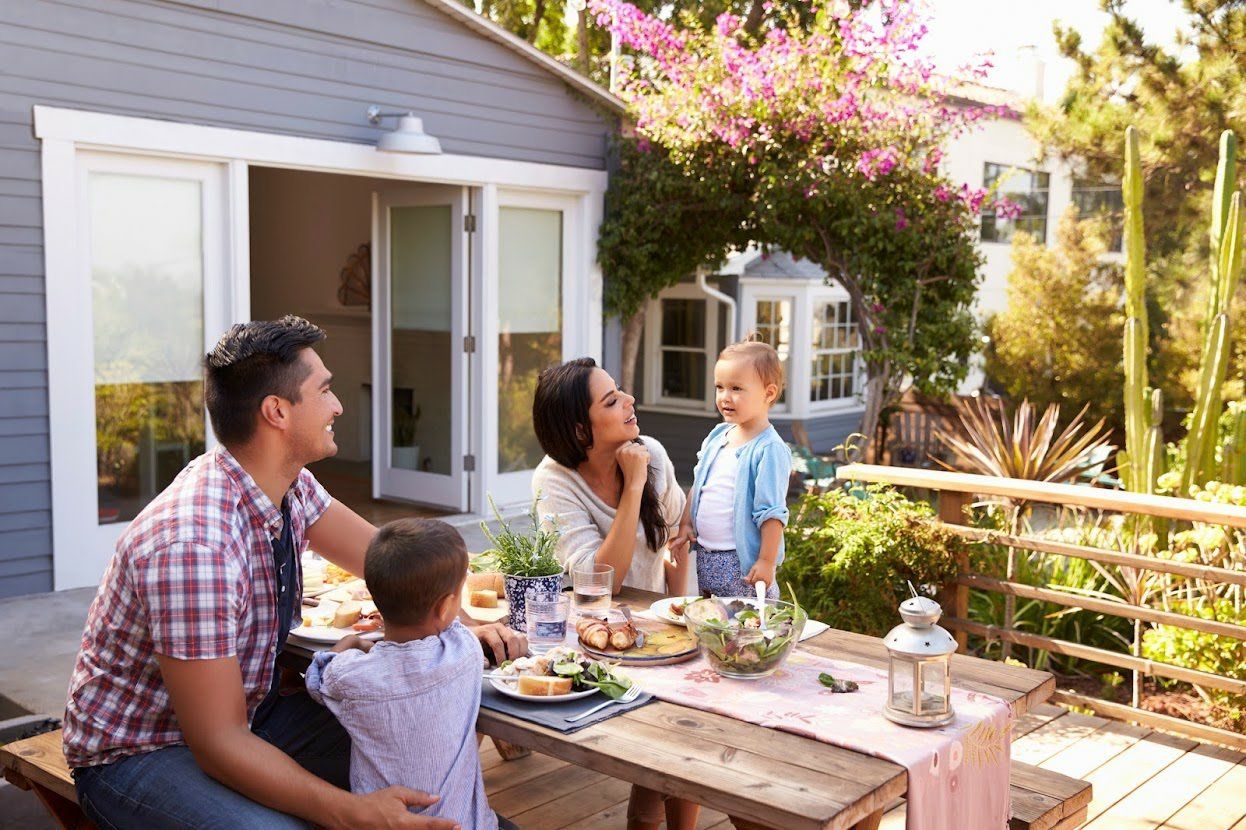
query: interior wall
[
  {"left": 249, "top": 167, "right": 460, "bottom": 470},
  {"left": 249, "top": 167, "right": 382, "bottom": 463}
]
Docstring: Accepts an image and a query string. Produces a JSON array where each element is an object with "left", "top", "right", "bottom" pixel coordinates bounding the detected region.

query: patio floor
[{"left": 475, "top": 703, "right": 1246, "bottom": 830}]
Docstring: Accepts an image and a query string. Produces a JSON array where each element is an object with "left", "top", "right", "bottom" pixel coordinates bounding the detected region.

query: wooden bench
[
  {"left": 1, "top": 729, "right": 93, "bottom": 829},
  {"left": 4, "top": 729, "right": 1092, "bottom": 830},
  {"left": 1009, "top": 761, "right": 1091, "bottom": 830}
]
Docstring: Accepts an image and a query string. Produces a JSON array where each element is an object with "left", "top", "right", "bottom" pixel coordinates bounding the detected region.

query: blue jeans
[{"left": 74, "top": 689, "right": 349, "bottom": 829}]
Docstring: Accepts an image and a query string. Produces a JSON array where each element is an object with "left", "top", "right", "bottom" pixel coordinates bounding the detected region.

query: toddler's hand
[
  {"left": 331, "top": 634, "right": 375, "bottom": 654},
  {"left": 744, "top": 559, "right": 777, "bottom": 591}
]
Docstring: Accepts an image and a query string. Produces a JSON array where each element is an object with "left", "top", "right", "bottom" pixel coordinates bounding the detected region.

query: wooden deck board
[
  {"left": 1036, "top": 719, "right": 1153, "bottom": 781},
  {"left": 1159, "top": 754, "right": 1246, "bottom": 829},
  {"left": 1012, "top": 703, "right": 1069, "bottom": 741},
  {"left": 1085, "top": 742, "right": 1246, "bottom": 829},
  {"left": 1012, "top": 712, "right": 1110, "bottom": 766},
  {"left": 1068, "top": 730, "right": 1198, "bottom": 824}
]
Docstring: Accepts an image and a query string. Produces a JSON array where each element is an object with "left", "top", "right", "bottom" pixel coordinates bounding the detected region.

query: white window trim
[
  {"left": 38, "top": 106, "right": 608, "bottom": 587},
  {"left": 644, "top": 283, "right": 718, "bottom": 411},
  {"left": 739, "top": 293, "right": 796, "bottom": 415},
  {"left": 738, "top": 279, "right": 866, "bottom": 420},
  {"left": 808, "top": 289, "right": 865, "bottom": 413}
]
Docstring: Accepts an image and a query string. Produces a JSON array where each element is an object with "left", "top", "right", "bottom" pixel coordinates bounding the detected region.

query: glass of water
[
  {"left": 525, "top": 590, "right": 570, "bottom": 654},
  {"left": 572, "top": 562, "right": 614, "bottom": 616}
]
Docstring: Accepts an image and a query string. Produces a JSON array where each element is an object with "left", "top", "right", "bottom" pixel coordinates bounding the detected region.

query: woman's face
[{"left": 585, "top": 368, "right": 639, "bottom": 448}]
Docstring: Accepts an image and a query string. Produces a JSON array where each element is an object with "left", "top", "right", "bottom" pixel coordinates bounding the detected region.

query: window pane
[
  {"left": 390, "top": 204, "right": 453, "bottom": 475},
  {"left": 498, "top": 207, "right": 563, "bottom": 473},
  {"left": 754, "top": 299, "right": 791, "bottom": 404},
  {"left": 662, "top": 351, "right": 705, "bottom": 400},
  {"left": 91, "top": 173, "right": 206, "bottom": 524},
  {"left": 661, "top": 299, "right": 705, "bottom": 347},
  {"left": 1072, "top": 178, "right": 1124, "bottom": 252},
  {"left": 980, "top": 162, "right": 1050, "bottom": 244}
]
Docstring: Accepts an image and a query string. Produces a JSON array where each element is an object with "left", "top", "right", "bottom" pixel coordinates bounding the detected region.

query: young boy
[
  {"left": 306, "top": 518, "right": 510, "bottom": 830},
  {"left": 673, "top": 339, "right": 792, "bottom": 598}
]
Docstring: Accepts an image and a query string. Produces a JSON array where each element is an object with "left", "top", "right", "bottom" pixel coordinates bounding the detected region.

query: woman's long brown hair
[{"left": 532, "top": 358, "right": 669, "bottom": 552}]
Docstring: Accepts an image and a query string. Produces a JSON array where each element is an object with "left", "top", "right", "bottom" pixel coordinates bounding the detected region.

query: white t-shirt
[{"left": 695, "top": 441, "right": 738, "bottom": 551}]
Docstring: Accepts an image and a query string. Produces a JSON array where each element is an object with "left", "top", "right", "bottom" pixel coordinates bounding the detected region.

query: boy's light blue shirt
[{"left": 689, "top": 422, "right": 792, "bottom": 573}]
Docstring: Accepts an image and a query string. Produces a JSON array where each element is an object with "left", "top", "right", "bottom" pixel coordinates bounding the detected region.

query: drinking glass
[
  {"left": 525, "top": 590, "right": 570, "bottom": 654},
  {"left": 571, "top": 562, "right": 613, "bottom": 615}
]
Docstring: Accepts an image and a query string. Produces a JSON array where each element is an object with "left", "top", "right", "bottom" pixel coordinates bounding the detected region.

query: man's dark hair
[
  {"left": 365, "top": 519, "right": 468, "bottom": 626},
  {"left": 204, "top": 316, "right": 326, "bottom": 446}
]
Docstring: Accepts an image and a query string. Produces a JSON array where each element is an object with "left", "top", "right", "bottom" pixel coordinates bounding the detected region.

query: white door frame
[
  {"left": 485, "top": 189, "right": 584, "bottom": 506},
  {"left": 372, "top": 186, "right": 470, "bottom": 511},
  {"left": 37, "top": 106, "right": 607, "bottom": 589}
]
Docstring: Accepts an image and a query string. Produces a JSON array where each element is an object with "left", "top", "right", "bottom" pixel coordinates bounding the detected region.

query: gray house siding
[
  {"left": 0, "top": 0, "right": 615, "bottom": 597},
  {"left": 641, "top": 410, "right": 864, "bottom": 487}
]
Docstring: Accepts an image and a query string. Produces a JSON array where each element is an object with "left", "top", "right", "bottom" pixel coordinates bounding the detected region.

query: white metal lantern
[{"left": 883, "top": 590, "right": 957, "bottom": 728}]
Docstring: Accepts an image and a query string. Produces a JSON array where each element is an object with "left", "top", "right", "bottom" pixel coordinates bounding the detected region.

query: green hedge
[{"left": 780, "top": 485, "right": 963, "bottom": 636}]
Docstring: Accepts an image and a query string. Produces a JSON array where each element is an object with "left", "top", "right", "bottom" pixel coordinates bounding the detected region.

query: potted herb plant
[{"left": 476, "top": 493, "right": 564, "bottom": 632}]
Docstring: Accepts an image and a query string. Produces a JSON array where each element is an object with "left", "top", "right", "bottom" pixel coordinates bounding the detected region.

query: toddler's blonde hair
[{"left": 719, "top": 337, "right": 785, "bottom": 402}]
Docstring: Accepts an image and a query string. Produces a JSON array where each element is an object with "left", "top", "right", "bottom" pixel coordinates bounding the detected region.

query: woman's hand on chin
[{"left": 616, "top": 442, "right": 651, "bottom": 491}]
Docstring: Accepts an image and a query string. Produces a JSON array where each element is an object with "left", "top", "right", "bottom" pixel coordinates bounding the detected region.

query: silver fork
[{"left": 564, "top": 684, "right": 642, "bottom": 722}]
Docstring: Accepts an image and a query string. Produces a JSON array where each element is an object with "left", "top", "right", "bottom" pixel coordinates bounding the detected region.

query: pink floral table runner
[{"left": 627, "top": 649, "right": 1012, "bottom": 830}]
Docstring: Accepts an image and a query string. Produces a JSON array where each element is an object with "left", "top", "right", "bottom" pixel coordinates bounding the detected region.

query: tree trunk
[
  {"left": 619, "top": 310, "right": 645, "bottom": 394},
  {"left": 743, "top": 0, "right": 766, "bottom": 35},
  {"left": 527, "top": 0, "right": 545, "bottom": 43},
  {"left": 577, "top": 9, "right": 591, "bottom": 74},
  {"left": 859, "top": 370, "right": 888, "bottom": 463}
]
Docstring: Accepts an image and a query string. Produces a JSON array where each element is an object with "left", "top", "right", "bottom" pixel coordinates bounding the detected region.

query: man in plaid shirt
[{"left": 65, "top": 317, "right": 527, "bottom": 830}]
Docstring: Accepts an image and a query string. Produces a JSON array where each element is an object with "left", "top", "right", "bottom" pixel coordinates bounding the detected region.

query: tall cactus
[
  {"left": 1220, "top": 407, "right": 1246, "bottom": 484},
  {"left": 1181, "top": 131, "right": 1244, "bottom": 494},
  {"left": 1121, "top": 126, "right": 1152, "bottom": 493}
]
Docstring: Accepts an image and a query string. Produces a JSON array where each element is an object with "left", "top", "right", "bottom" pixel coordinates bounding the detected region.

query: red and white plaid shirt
[{"left": 63, "top": 446, "right": 332, "bottom": 768}]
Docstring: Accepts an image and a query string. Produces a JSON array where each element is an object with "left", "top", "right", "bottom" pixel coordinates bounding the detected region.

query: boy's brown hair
[
  {"left": 364, "top": 518, "right": 468, "bottom": 626},
  {"left": 719, "top": 337, "right": 785, "bottom": 401}
]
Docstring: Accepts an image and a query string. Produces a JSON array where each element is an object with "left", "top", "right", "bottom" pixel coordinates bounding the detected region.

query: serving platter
[{"left": 579, "top": 617, "right": 699, "bottom": 666}]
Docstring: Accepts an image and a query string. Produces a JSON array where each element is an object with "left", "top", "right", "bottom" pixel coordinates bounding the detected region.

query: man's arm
[
  {"left": 306, "top": 500, "right": 527, "bottom": 663},
  {"left": 156, "top": 653, "right": 458, "bottom": 830},
  {"left": 305, "top": 499, "right": 377, "bottom": 577}
]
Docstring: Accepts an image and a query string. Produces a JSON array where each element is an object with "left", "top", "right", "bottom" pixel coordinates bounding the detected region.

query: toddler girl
[{"left": 674, "top": 339, "right": 792, "bottom": 598}]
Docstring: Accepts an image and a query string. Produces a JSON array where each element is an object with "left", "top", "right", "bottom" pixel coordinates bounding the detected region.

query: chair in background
[{"left": 788, "top": 421, "right": 848, "bottom": 493}]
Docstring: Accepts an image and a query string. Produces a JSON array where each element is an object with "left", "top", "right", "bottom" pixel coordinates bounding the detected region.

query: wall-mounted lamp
[{"left": 366, "top": 106, "right": 442, "bottom": 154}]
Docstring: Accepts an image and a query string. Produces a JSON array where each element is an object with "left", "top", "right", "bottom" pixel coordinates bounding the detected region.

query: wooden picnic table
[{"left": 284, "top": 585, "right": 1054, "bottom": 830}]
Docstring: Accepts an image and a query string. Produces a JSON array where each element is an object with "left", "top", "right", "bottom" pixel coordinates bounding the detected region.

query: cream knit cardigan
[{"left": 531, "top": 436, "right": 686, "bottom": 594}]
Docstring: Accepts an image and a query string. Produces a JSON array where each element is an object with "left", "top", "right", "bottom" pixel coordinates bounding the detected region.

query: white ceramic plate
[
  {"left": 488, "top": 677, "right": 597, "bottom": 702},
  {"left": 288, "top": 625, "right": 384, "bottom": 644},
  {"left": 647, "top": 596, "right": 701, "bottom": 627}
]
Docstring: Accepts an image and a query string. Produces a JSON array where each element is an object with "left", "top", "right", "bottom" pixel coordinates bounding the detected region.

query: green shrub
[
  {"left": 1142, "top": 598, "right": 1246, "bottom": 730},
  {"left": 780, "top": 485, "right": 963, "bottom": 636},
  {"left": 966, "top": 507, "right": 1133, "bottom": 672}
]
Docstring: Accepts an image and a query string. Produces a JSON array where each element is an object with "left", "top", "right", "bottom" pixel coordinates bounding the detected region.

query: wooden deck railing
[{"left": 837, "top": 463, "right": 1246, "bottom": 751}]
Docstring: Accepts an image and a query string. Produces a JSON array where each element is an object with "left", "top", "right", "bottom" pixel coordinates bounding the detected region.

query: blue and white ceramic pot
[{"left": 502, "top": 572, "right": 564, "bottom": 633}]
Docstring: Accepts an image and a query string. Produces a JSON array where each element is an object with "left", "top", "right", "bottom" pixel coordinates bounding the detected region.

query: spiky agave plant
[{"left": 936, "top": 398, "right": 1114, "bottom": 485}]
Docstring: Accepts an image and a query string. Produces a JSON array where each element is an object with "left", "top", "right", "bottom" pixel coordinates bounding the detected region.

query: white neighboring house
[{"left": 620, "top": 83, "right": 1121, "bottom": 476}]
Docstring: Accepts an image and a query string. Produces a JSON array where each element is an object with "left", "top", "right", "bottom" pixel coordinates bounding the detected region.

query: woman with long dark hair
[
  {"left": 531, "top": 358, "right": 700, "bottom": 830},
  {"left": 531, "top": 357, "right": 691, "bottom": 594}
]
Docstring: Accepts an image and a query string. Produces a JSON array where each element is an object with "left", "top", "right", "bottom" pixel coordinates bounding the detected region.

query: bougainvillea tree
[{"left": 591, "top": 0, "right": 1019, "bottom": 449}]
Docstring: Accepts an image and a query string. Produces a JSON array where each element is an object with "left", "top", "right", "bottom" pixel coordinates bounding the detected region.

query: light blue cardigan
[{"left": 689, "top": 422, "right": 792, "bottom": 573}]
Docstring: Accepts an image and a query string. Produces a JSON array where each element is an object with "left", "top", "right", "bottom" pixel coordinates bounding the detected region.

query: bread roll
[
  {"left": 469, "top": 589, "right": 498, "bottom": 608},
  {"left": 516, "top": 675, "right": 573, "bottom": 696},
  {"left": 332, "top": 600, "right": 361, "bottom": 629},
  {"left": 576, "top": 618, "right": 610, "bottom": 650}
]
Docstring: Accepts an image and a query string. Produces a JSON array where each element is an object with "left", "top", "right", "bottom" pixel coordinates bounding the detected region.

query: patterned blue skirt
[{"left": 694, "top": 545, "right": 779, "bottom": 598}]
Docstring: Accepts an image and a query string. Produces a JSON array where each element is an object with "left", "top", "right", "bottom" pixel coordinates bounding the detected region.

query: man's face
[{"left": 287, "top": 349, "right": 342, "bottom": 465}]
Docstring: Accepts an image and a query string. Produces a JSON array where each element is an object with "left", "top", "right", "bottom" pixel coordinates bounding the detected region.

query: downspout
[{"left": 695, "top": 266, "right": 737, "bottom": 343}]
